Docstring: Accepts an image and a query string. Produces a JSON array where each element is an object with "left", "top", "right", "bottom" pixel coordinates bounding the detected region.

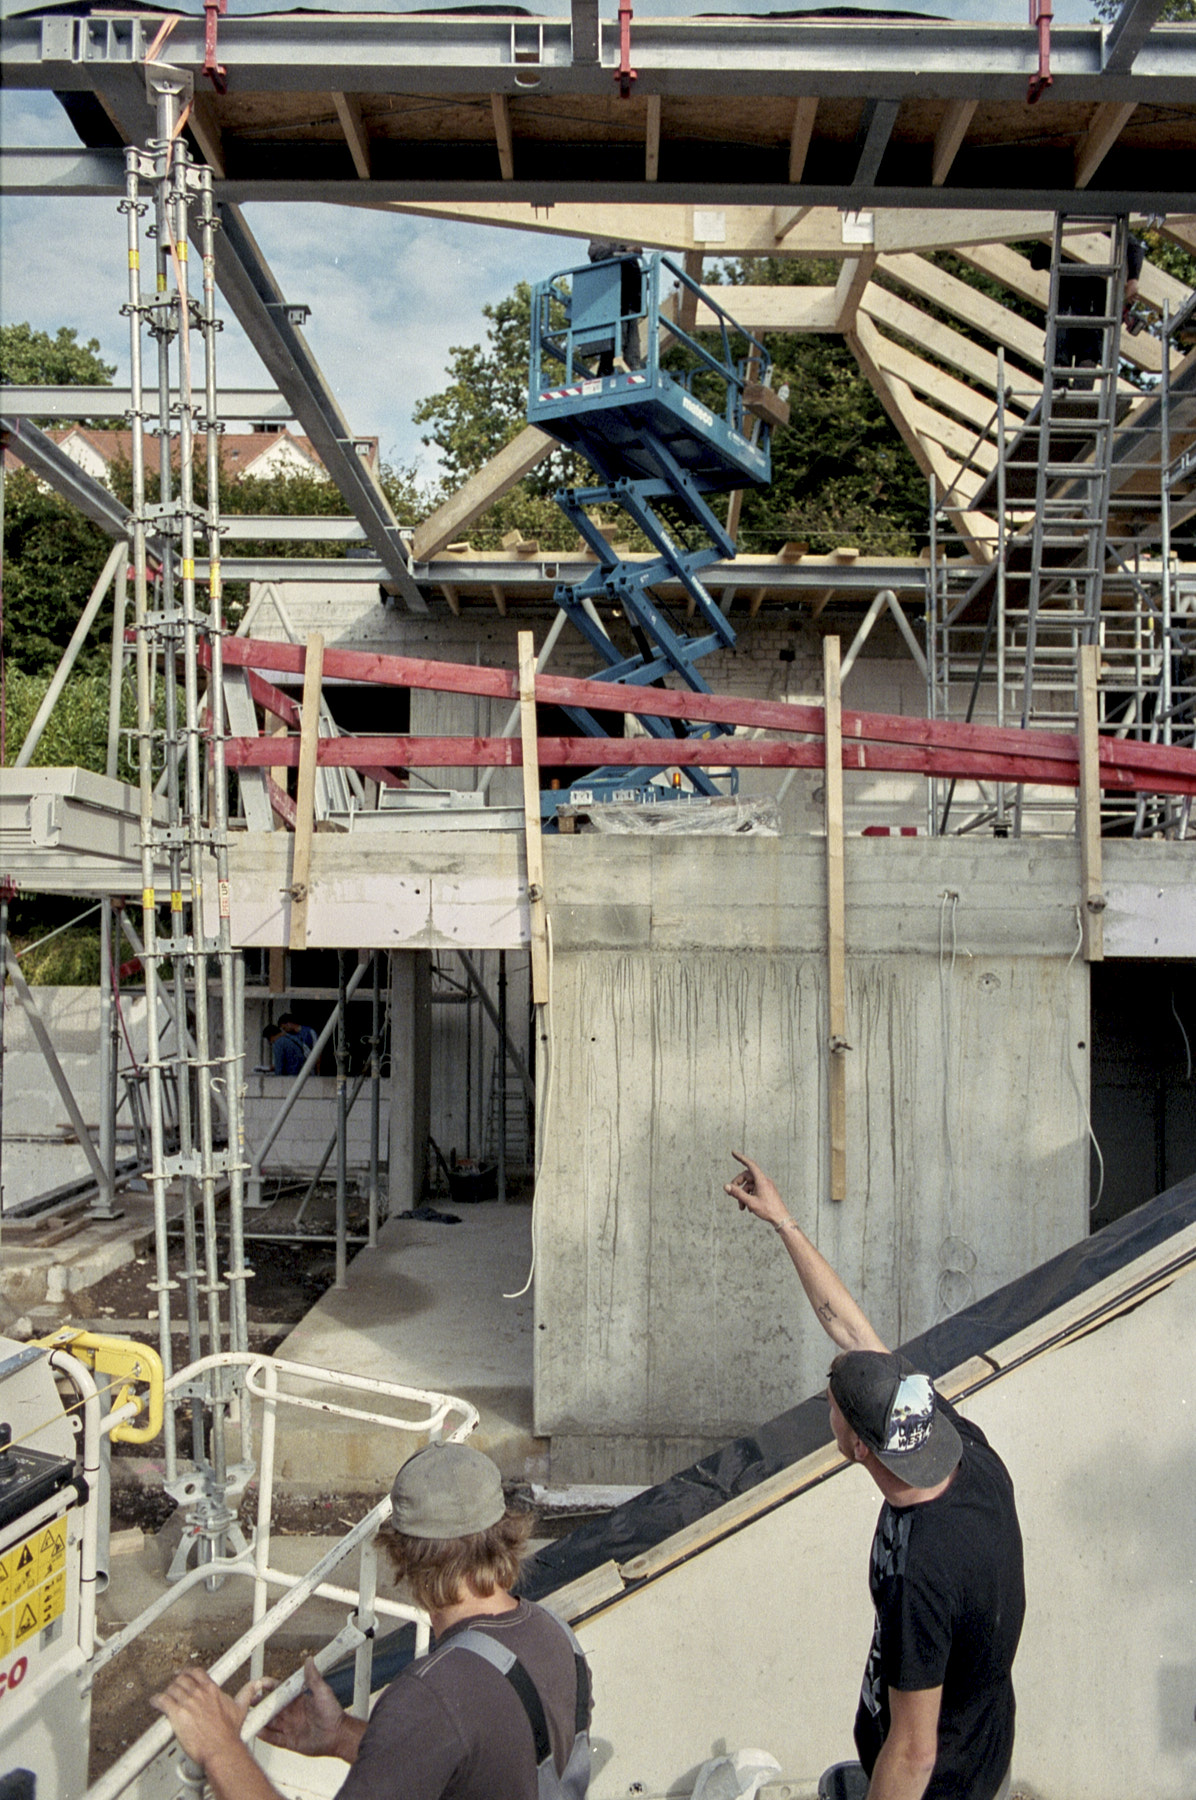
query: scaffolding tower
[
  {"left": 929, "top": 216, "right": 1196, "bottom": 839},
  {"left": 123, "top": 63, "right": 251, "bottom": 1573}
]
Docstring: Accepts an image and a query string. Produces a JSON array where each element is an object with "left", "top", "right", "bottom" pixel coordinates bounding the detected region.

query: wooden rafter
[
  {"left": 834, "top": 255, "right": 876, "bottom": 330},
  {"left": 412, "top": 425, "right": 554, "bottom": 562},
  {"left": 788, "top": 98, "right": 819, "bottom": 182},
  {"left": 491, "top": 94, "right": 514, "bottom": 180},
  {"left": 645, "top": 94, "right": 662, "bottom": 182},
  {"left": 931, "top": 100, "right": 976, "bottom": 187},
  {"left": 878, "top": 252, "right": 1049, "bottom": 370},
  {"left": 1074, "top": 101, "right": 1137, "bottom": 189},
  {"left": 189, "top": 95, "right": 226, "bottom": 177},
  {"left": 333, "top": 92, "right": 371, "bottom": 180}
]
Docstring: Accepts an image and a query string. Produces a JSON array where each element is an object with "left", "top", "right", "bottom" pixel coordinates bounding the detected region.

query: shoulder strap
[{"left": 448, "top": 1628, "right": 553, "bottom": 1765}]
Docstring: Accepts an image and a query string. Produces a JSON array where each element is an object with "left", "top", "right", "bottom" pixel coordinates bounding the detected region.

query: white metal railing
[{"left": 82, "top": 1354, "right": 478, "bottom": 1800}]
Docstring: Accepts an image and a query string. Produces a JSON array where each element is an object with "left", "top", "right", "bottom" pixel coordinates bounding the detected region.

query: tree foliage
[{"left": 0, "top": 322, "right": 117, "bottom": 391}]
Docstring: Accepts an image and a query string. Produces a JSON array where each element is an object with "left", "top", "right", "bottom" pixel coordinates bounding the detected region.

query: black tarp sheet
[{"left": 517, "top": 1170, "right": 1196, "bottom": 1604}]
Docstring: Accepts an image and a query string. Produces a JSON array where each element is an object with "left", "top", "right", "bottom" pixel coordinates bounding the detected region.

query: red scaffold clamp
[
  {"left": 1027, "top": 0, "right": 1053, "bottom": 104},
  {"left": 204, "top": 0, "right": 229, "bottom": 94},
  {"left": 615, "top": 0, "right": 637, "bottom": 98}
]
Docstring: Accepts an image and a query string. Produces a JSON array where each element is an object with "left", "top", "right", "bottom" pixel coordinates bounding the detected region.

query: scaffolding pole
[{"left": 123, "top": 64, "right": 250, "bottom": 1572}]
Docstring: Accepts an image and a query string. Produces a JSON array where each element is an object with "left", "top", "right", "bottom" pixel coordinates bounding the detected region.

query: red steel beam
[
  {"left": 218, "top": 635, "right": 1196, "bottom": 785},
  {"left": 223, "top": 734, "right": 1196, "bottom": 795}
]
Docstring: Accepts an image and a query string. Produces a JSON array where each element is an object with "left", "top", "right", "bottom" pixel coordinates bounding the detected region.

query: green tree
[
  {"left": 0, "top": 322, "right": 117, "bottom": 391},
  {"left": 1, "top": 469, "right": 114, "bottom": 674},
  {"left": 413, "top": 283, "right": 600, "bottom": 551}
]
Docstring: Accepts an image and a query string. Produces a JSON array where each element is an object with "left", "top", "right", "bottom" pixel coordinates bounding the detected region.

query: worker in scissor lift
[
  {"left": 151, "top": 1443, "right": 593, "bottom": 1799},
  {"left": 724, "top": 1152, "right": 1025, "bottom": 1800},
  {"left": 586, "top": 239, "right": 645, "bottom": 375}
]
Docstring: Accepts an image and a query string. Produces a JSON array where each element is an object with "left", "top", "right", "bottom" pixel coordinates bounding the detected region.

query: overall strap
[{"left": 449, "top": 1629, "right": 553, "bottom": 1765}]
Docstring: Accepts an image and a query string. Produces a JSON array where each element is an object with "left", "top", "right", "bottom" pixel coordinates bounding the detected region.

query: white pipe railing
[{"left": 82, "top": 1354, "right": 465, "bottom": 1798}]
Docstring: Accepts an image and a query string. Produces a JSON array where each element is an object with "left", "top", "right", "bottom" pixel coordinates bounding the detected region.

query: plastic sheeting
[
  {"left": 577, "top": 796, "right": 781, "bottom": 836},
  {"left": 518, "top": 1171, "right": 1196, "bottom": 1604}
]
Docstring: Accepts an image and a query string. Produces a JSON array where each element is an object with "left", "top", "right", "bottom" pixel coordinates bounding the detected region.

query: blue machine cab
[{"left": 527, "top": 249, "right": 789, "bottom": 818}]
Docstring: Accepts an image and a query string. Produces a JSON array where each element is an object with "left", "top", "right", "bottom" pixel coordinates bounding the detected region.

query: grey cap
[
  {"left": 829, "top": 1351, "right": 962, "bottom": 1489},
  {"left": 389, "top": 1442, "right": 506, "bottom": 1540}
]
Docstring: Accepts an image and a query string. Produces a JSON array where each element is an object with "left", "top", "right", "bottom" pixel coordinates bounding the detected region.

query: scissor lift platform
[
  {"left": 530, "top": 366, "right": 771, "bottom": 494},
  {"left": 528, "top": 252, "right": 786, "bottom": 812}
]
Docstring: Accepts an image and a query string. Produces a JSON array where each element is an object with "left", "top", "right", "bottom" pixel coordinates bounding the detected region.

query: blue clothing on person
[{"left": 272, "top": 1032, "right": 306, "bottom": 1077}]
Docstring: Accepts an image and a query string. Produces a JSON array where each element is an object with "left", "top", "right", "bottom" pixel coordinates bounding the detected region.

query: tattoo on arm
[{"left": 817, "top": 1303, "right": 837, "bottom": 1323}]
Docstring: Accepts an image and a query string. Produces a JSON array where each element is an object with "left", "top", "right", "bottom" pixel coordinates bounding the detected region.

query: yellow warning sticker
[
  {"left": 0, "top": 1550, "right": 12, "bottom": 1612},
  {"left": 129, "top": 249, "right": 140, "bottom": 271},
  {"left": 33, "top": 1572, "right": 66, "bottom": 1634},
  {"left": 12, "top": 1601, "right": 39, "bottom": 1650},
  {"left": 143, "top": 888, "right": 156, "bottom": 912},
  {"left": 181, "top": 559, "right": 195, "bottom": 580},
  {"left": 0, "top": 1608, "right": 11, "bottom": 1660},
  {"left": 12, "top": 1544, "right": 37, "bottom": 1601},
  {"left": 36, "top": 1522, "right": 67, "bottom": 1584},
  {"left": 171, "top": 891, "right": 184, "bottom": 913}
]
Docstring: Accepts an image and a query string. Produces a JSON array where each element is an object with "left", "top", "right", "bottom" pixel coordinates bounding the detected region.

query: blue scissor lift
[{"left": 528, "top": 251, "right": 786, "bottom": 818}]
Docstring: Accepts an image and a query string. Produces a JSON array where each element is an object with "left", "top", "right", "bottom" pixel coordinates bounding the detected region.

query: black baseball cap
[{"left": 829, "top": 1351, "right": 962, "bottom": 1488}]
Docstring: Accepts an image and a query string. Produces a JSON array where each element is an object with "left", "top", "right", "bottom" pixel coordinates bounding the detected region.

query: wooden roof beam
[
  {"left": 852, "top": 100, "right": 899, "bottom": 190},
  {"left": 834, "top": 255, "right": 877, "bottom": 330},
  {"left": 931, "top": 100, "right": 976, "bottom": 187},
  {"left": 491, "top": 93, "right": 514, "bottom": 180},
  {"left": 860, "top": 322, "right": 1015, "bottom": 439},
  {"left": 374, "top": 202, "right": 1072, "bottom": 258},
  {"left": 877, "top": 251, "right": 1048, "bottom": 370},
  {"left": 1074, "top": 101, "right": 1137, "bottom": 188},
  {"left": 646, "top": 94, "right": 661, "bottom": 182},
  {"left": 189, "top": 94, "right": 225, "bottom": 178},
  {"left": 332, "top": 92, "right": 371, "bottom": 181},
  {"left": 788, "top": 98, "right": 819, "bottom": 183},
  {"left": 412, "top": 424, "right": 554, "bottom": 562}
]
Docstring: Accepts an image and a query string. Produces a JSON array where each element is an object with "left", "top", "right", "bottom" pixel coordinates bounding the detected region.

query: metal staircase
[{"left": 528, "top": 252, "right": 784, "bottom": 815}]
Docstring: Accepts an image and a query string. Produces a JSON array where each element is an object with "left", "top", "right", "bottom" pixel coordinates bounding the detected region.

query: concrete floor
[{"left": 273, "top": 1199, "right": 544, "bottom": 1488}]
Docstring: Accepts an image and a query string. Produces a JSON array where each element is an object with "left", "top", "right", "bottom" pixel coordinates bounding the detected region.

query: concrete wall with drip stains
[{"left": 533, "top": 834, "right": 1091, "bottom": 1484}]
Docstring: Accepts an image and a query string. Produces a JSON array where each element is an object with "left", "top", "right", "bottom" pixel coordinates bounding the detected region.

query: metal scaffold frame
[
  {"left": 928, "top": 212, "right": 1196, "bottom": 841},
  {"left": 123, "top": 63, "right": 251, "bottom": 1567}
]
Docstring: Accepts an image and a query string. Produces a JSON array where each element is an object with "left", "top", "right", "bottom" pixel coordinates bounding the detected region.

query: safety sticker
[
  {"left": 12, "top": 1602, "right": 39, "bottom": 1650},
  {"left": 32, "top": 1572, "right": 66, "bottom": 1634},
  {"left": 218, "top": 880, "right": 230, "bottom": 919},
  {"left": 11, "top": 1544, "right": 37, "bottom": 1601},
  {"left": 0, "top": 1609, "right": 10, "bottom": 1659},
  {"left": 35, "top": 1522, "right": 67, "bottom": 1584}
]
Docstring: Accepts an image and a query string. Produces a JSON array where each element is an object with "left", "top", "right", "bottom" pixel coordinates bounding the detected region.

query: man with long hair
[{"left": 152, "top": 1442, "right": 592, "bottom": 1799}]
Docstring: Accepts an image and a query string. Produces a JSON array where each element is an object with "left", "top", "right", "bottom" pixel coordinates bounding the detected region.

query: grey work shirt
[{"left": 336, "top": 1600, "right": 588, "bottom": 1800}]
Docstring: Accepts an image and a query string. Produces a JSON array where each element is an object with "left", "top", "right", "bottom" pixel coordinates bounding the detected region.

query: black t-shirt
[{"left": 853, "top": 1401, "right": 1025, "bottom": 1800}]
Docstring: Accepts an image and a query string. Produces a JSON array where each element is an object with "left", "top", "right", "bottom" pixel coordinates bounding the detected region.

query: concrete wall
[
  {"left": 534, "top": 836, "right": 1090, "bottom": 1481},
  {"left": 572, "top": 1244, "right": 1196, "bottom": 1800},
  {"left": 1, "top": 985, "right": 161, "bottom": 1211}
]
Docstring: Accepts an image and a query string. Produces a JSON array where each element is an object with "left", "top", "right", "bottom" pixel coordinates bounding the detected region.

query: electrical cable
[{"left": 505, "top": 916, "right": 554, "bottom": 1302}]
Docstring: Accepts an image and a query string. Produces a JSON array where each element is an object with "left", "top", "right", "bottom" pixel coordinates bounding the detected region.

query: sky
[{"left": 1, "top": 0, "right": 1104, "bottom": 482}]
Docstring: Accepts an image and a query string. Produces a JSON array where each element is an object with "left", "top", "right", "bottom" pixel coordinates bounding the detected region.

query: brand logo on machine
[
  {"left": 0, "top": 1655, "right": 28, "bottom": 1698},
  {"left": 680, "top": 395, "right": 714, "bottom": 426}
]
